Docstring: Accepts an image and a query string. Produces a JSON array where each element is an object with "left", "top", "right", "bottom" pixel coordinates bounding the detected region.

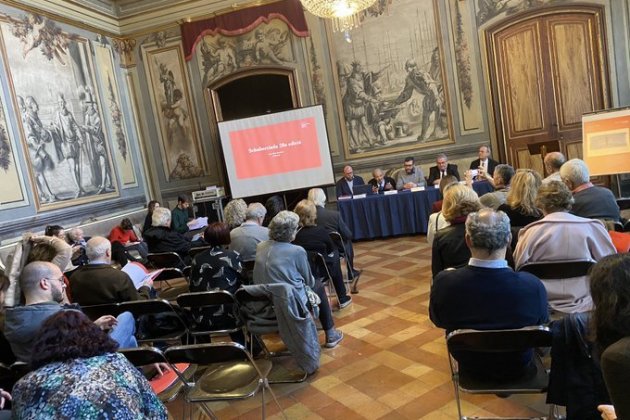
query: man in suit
[
  {"left": 469, "top": 144, "right": 499, "bottom": 178},
  {"left": 335, "top": 165, "right": 365, "bottom": 198},
  {"left": 427, "top": 153, "right": 460, "bottom": 186},
  {"left": 368, "top": 168, "right": 396, "bottom": 193}
]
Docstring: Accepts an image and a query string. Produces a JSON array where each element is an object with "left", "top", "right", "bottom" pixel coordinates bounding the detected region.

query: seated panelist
[
  {"left": 396, "top": 156, "right": 426, "bottom": 190},
  {"left": 335, "top": 165, "right": 365, "bottom": 198},
  {"left": 427, "top": 153, "right": 460, "bottom": 186},
  {"left": 368, "top": 168, "right": 395, "bottom": 193}
]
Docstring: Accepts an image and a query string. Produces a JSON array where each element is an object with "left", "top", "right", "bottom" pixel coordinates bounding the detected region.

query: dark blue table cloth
[{"left": 337, "top": 182, "right": 494, "bottom": 240}]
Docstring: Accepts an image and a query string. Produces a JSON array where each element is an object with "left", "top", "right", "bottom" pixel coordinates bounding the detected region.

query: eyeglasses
[{"left": 45, "top": 276, "right": 66, "bottom": 288}]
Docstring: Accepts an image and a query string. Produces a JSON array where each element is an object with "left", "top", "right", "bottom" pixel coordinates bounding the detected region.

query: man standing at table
[
  {"left": 469, "top": 144, "right": 499, "bottom": 179},
  {"left": 427, "top": 153, "right": 460, "bottom": 186},
  {"left": 336, "top": 165, "right": 365, "bottom": 198},
  {"left": 396, "top": 156, "right": 426, "bottom": 190},
  {"left": 368, "top": 168, "right": 396, "bottom": 193}
]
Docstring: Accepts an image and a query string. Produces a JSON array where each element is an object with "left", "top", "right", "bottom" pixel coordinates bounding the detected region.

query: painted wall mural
[
  {"left": 0, "top": 13, "right": 119, "bottom": 210},
  {"left": 330, "top": 0, "right": 453, "bottom": 158},
  {"left": 0, "top": 91, "right": 28, "bottom": 210},
  {"left": 475, "top": 0, "right": 569, "bottom": 26},
  {"left": 143, "top": 41, "right": 206, "bottom": 181}
]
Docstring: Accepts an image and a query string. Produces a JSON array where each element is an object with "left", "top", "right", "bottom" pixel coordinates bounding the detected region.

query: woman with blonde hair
[
  {"left": 431, "top": 184, "right": 480, "bottom": 277},
  {"left": 498, "top": 169, "right": 543, "bottom": 228}
]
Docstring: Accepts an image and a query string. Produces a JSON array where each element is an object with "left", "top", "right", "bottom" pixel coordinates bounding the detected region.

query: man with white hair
[
  {"left": 5, "top": 261, "right": 136, "bottom": 362},
  {"left": 69, "top": 236, "right": 152, "bottom": 306},
  {"left": 66, "top": 227, "right": 89, "bottom": 266},
  {"left": 560, "top": 158, "right": 620, "bottom": 222},
  {"left": 230, "top": 202, "right": 269, "bottom": 261},
  {"left": 307, "top": 188, "right": 360, "bottom": 278},
  {"left": 143, "top": 207, "right": 193, "bottom": 258}
]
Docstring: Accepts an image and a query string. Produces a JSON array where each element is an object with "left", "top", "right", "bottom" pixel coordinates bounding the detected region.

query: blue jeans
[{"left": 110, "top": 311, "right": 138, "bottom": 348}]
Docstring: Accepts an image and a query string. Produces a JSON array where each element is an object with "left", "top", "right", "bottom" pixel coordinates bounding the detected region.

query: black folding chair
[
  {"left": 518, "top": 260, "right": 594, "bottom": 280},
  {"left": 446, "top": 325, "right": 554, "bottom": 419},
  {"left": 241, "top": 259, "right": 256, "bottom": 285},
  {"left": 147, "top": 252, "right": 187, "bottom": 270},
  {"left": 329, "top": 231, "right": 360, "bottom": 294},
  {"left": 164, "top": 342, "right": 282, "bottom": 420},
  {"left": 153, "top": 267, "right": 188, "bottom": 301},
  {"left": 176, "top": 291, "right": 241, "bottom": 342},
  {"left": 306, "top": 251, "right": 339, "bottom": 309},
  {"left": 188, "top": 246, "right": 212, "bottom": 260}
]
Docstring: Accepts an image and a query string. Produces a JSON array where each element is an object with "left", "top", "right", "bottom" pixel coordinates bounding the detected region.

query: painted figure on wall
[
  {"left": 82, "top": 90, "right": 113, "bottom": 194},
  {"left": 200, "top": 37, "right": 237, "bottom": 86}
]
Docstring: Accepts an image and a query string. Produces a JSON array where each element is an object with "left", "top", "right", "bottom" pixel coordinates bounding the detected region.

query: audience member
[
  {"left": 590, "top": 254, "right": 630, "bottom": 420},
  {"left": 109, "top": 218, "right": 148, "bottom": 260},
  {"left": 427, "top": 153, "right": 460, "bottom": 186},
  {"left": 542, "top": 151, "right": 565, "bottom": 183},
  {"left": 69, "top": 237, "right": 152, "bottom": 306},
  {"left": 44, "top": 225, "right": 65, "bottom": 239},
  {"left": 0, "top": 388, "right": 9, "bottom": 420},
  {"left": 142, "top": 200, "right": 160, "bottom": 234},
  {"left": 430, "top": 208, "right": 548, "bottom": 381},
  {"left": 497, "top": 169, "right": 543, "bottom": 228},
  {"left": 396, "top": 156, "right": 426, "bottom": 190},
  {"left": 427, "top": 176, "right": 459, "bottom": 246},
  {"left": 293, "top": 200, "right": 352, "bottom": 309},
  {"left": 229, "top": 202, "right": 269, "bottom": 262},
  {"left": 479, "top": 163, "right": 514, "bottom": 209},
  {"left": 307, "top": 188, "right": 361, "bottom": 278},
  {"left": 560, "top": 158, "right": 620, "bottom": 222},
  {"left": 263, "top": 195, "right": 285, "bottom": 227},
  {"left": 4, "top": 261, "right": 135, "bottom": 362},
  {"left": 254, "top": 211, "right": 344, "bottom": 348},
  {"left": 143, "top": 207, "right": 192, "bottom": 260},
  {"left": 368, "top": 168, "right": 395, "bottom": 193},
  {"left": 224, "top": 198, "right": 247, "bottom": 229},
  {"left": 0, "top": 270, "right": 16, "bottom": 366},
  {"left": 11, "top": 311, "right": 167, "bottom": 419},
  {"left": 171, "top": 194, "right": 191, "bottom": 234},
  {"left": 66, "top": 227, "right": 89, "bottom": 267},
  {"left": 514, "top": 181, "right": 616, "bottom": 314},
  {"left": 335, "top": 165, "right": 365, "bottom": 198},
  {"left": 469, "top": 144, "right": 499, "bottom": 178},
  {"left": 431, "top": 184, "right": 480, "bottom": 277},
  {"left": 24, "top": 233, "right": 72, "bottom": 273},
  {"left": 189, "top": 222, "right": 245, "bottom": 343}
]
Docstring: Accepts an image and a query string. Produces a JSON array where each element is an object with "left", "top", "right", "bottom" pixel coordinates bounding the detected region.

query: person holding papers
[
  {"left": 69, "top": 237, "right": 153, "bottom": 306},
  {"left": 335, "top": 165, "right": 365, "bottom": 198},
  {"left": 109, "top": 218, "right": 148, "bottom": 261},
  {"left": 396, "top": 156, "right": 426, "bottom": 190},
  {"left": 368, "top": 168, "right": 395, "bottom": 193},
  {"left": 171, "top": 195, "right": 191, "bottom": 234},
  {"left": 469, "top": 144, "right": 499, "bottom": 180}
]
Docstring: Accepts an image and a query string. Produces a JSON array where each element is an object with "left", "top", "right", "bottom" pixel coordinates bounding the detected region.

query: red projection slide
[{"left": 229, "top": 117, "right": 322, "bottom": 179}]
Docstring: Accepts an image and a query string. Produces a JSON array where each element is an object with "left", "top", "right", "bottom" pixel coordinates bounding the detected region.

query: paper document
[
  {"left": 122, "top": 261, "right": 163, "bottom": 289},
  {"left": 187, "top": 217, "right": 208, "bottom": 230}
]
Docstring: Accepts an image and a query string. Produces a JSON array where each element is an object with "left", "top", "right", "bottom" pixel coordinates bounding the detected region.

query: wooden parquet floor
[{"left": 166, "top": 235, "right": 549, "bottom": 419}]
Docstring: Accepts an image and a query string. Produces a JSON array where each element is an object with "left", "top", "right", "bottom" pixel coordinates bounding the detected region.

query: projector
[{"left": 192, "top": 187, "right": 225, "bottom": 202}]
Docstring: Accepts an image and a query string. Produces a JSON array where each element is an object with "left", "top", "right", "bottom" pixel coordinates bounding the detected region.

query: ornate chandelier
[{"left": 300, "top": 0, "right": 378, "bottom": 32}]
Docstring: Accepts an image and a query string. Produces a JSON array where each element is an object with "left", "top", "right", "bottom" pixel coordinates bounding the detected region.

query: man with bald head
[
  {"left": 4, "top": 261, "right": 136, "bottom": 362},
  {"left": 430, "top": 209, "right": 548, "bottom": 381},
  {"left": 542, "top": 151, "right": 565, "bottom": 183},
  {"left": 368, "top": 168, "right": 395, "bottom": 193},
  {"left": 335, "top": 165, "right": 365, "bottom": 198},
  {"left": 69, "top": 236, "right": 152, "bottom": 306}
]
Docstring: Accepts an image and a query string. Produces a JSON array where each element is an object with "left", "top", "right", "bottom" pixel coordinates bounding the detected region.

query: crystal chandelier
[{"left": 300, "top": 0, "right": 378, "bottom": 32}]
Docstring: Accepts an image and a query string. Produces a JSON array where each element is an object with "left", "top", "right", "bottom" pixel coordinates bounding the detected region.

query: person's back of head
[
  {"left": 44, "top": 225, "right": 64, "bottom": 239},
  {"left": 263, "top": 195, "right": 285, "bottom": 226},
  {"left": 204, "top": 222, "right": 231, "bottom": 247},
  {"left": 152, "top": 207, "right": 171, "bottom": 228},
  {"left": 307, "top": 188, "right": 327, "bottom": 207},
  {"left": 27, "top": 243, "right": 57, "bottom": 264},
  {"left": 494, "top": 164, "right": 515, "bottom": 187},
  {"left": 294, "top": 199, "right": 317, "bottom": 227},
  {"left": 544, "top": 151, "right": 565, "bottom": 174},
  {"left": 268, "top": 210, "right": 299, "bottom": 242},
  {"left": 560, "top": 158, "right": 590, "bottom": 190},
  {"left": 224, "top": 199, "right": 247, "bottom": 229},
  {"left": 245, "top": 202, "right": 266, "bottom": 222},
  {"left": 439, "top": 175, "right": 458, "bottom": 195},
  {"left": 465, "top": 208, "right": 511, "bottom": 258},
  {"left": 86, "top": 237, "right": 111, "bottom": 263},
  {"left": 442, "top": 184, "right": 480, "bottom": 222},
  {"left": 536, "top": 180, "right": 573, "bottom": 214},
  {"left": 506, "top": 169, "right": 542, "bottom": 216}
]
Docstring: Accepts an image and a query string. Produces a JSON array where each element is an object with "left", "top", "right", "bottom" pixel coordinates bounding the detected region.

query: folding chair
[
  {"left": 329, "top": 231, "right": 360, "bottom": 294},
  {"left": 164, "top": 342, "right": 283, "bottom": 420},
  {"left": 241, "top": 259, "right": 256, "bottom": 285},
  {"left": 306, "top": 251, "right": 339, "bottom": 309},
  {"left": 176, "top": 291, "right": 241, "bottom": 342},
  {"left": 153, "top": 267, "right": 188, "bottom": 301},
  {"left": 188, "top": 246, "right": 213, "bottom": 260},
  {"left": 446, "top": 325, "right": 554, "bottom": 420},
  {"left": 518, "top": 260, "right": 594, "bottom": 280},
  {"left": 146, "top": 252, "right": 187, "bottom": 270}
]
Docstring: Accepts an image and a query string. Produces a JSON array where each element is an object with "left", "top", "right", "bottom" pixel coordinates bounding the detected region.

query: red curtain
[{"left": 181, "top": 0, "right": 309, "bottom": 61}]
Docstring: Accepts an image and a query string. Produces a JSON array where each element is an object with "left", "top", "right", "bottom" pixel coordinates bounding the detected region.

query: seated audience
[
  {"left": 142, "top": 200, "right": 160, "bottom": 234},
  {"left": 44, "top": 225, "right": 65, "bottom": 239},
  {"left": 293, "top": 200, "right": 352, "bottom": 308},
  {"left": 0, "top": 270, "right": 16, "bottom": 366},
  {"left": 336, "top": 165, "right": 365, "bottom": 198},
  {"left": 263, "top": 195, "right": 285, "bottom": 227},
  {"left": 469, "top": 144, "right": 499, "bottom": 179},
  {"left": 560, "top": 158, "right": 620, "bottom": 222},
  {"left": 224, "top": 198, "right": 247, "bottom": 230},
  {"left": 189, "top": 222, "right": 244, "bottom": 342},
  {"left": 479, "top": 163, "right": 514, "bottom": 209},
  {"left": 427, "top": 153, "right": 460, "bottom": 186},
  {"left": 254, "top": 211, "right": 343, "bottom": 348},
  {"left": 143, "top": 207, "right": 193, "bottom": 260},
  {"left": 590, "top": 254, "right": 630, "bottom": 420},
  {"left": 24, "top": 233, "right": 72, "bottom": 274},
  {"left": 4, "top": 261, "right": 135, "bottom": 362},
  {"left": 11, "top": 310, "right": 167, "bottom": 419},
  {"left": 430, "top": 208, "right": 548, "bottom": 381},
  {"left": 427, "top": 176, "right": 459, "bottom": 246},
  {"left": 171, "top": 194, "right": 191, "bottom": 234},
  {"left": 308, "top": 188, "right": 361, "bottom": 278},
  {"left": 396, "top": 156, "right": 426, "bottom": 189},
  {"left": 368, "top": 168, "right": 396, "bottom": 193},
  {"left": 514, "top": 181, "right": 616, "bottom": 314},
  {"left": 66, "top": 227, "right": 89, "bottom": 267},
  {"left": 229, "top": 202, "right": 269, "bottom": 262},
  {"left": 431, "top": 184, "right": 480, "bottom": 277},
  {"left": 0, "top": 388, "right": 9, "bottom": 420},
  {"left": 70, "top": 237, "right": 152, "bottom": 306},
  {"left": 497, "top": 169, "right": 543, "bottom": 228},
  {"left": 109, "top": 218, "right": 148, "bottom": 260},
  {"left": 542, "top": 151, "right": 565, "bottom": 183}
]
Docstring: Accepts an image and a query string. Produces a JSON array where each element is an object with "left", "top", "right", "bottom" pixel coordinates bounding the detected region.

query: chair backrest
[
  {"left": 119, "top": 346, "right": 168, "bottom": 366},
  {"left": 241, "top": 260, "right": 256, "bottom": 284},
  {"left": 81, "top": 302, "right": 124, "bottom": 320},
  {"left": 147, "top": 252, "right": 185, "bottom": 269},
  {"left": 446, "top": 325, "right": 552, "bottom": 353},
  {"left": 153, "top": 267, "right": 185, "bottom": 282},
  {"left": 188, "top": 246, "right": 212, "bottom": 260},
  {"left": 165, "top": 342, "right": 250, "bottom": 365},
  {"left": 518, "top": 260, "right": 594, "bottom": 279},
  {"left": 306, "top": 251, "right": 331, "bottom": 281},
  {"left": 328, "top": 231, "right": 347, "bottom": 256},
  {"left": 176, "top": 290, "right": 236, "bottom": 309},
  {"left": 234, "top": 287, "right": 278, "bottom": 334}
]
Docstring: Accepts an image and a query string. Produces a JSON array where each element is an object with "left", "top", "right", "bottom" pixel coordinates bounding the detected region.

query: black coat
[{"left": 427, "top": 164, "right": 460, "bottom": 185}]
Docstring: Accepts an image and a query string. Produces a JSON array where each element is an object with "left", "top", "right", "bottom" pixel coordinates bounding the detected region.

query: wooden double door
[{"left": 486, "top": 6, "right": 610, "bottom": 174}]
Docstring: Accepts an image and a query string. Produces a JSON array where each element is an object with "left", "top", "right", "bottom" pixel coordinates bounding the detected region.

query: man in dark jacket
[{"left": 143, "top": 207, "right": 193, "bottom": 260}]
